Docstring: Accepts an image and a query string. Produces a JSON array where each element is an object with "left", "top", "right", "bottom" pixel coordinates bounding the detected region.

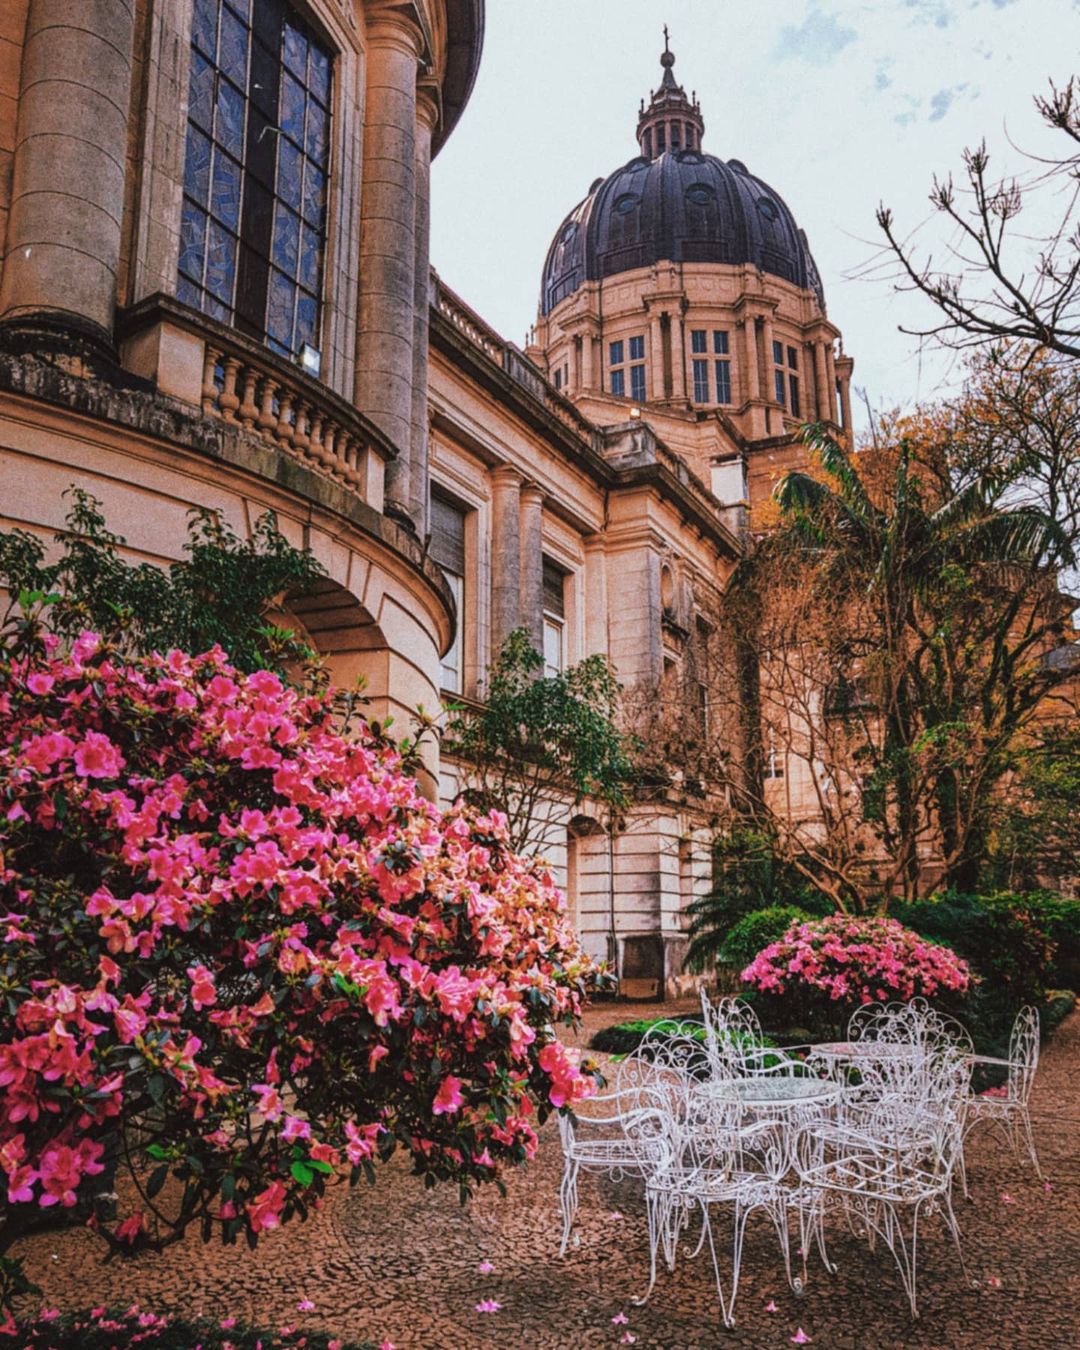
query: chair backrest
[
  {"left": 699, "top": 990, "right": 764, "bottom": 1076},
  {"left": 615, "top": 1042, "right": 697, "bottom": 1124},
  {"left": 1007, "top": 1005, "right": 1040, "bottom": 1103}
]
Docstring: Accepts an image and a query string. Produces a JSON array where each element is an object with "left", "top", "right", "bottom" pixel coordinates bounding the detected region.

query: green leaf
[
  {"left": 290, "top": 1160, "right": 314, "bottom": 1187},
  {"left": 146, "top": 1163, "right": 169, "bottom": 1198}
]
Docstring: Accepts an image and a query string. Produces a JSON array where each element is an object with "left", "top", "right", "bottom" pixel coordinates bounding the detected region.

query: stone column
[
  {"left": 0, "top": 0, "right": 135, "bottom": 350},
  {"left": 648, "top": 312, "right": 664, "bottom": 400},
  {"left": 355, "top": 11, "right": 422, "bottom": 522},
  {"left": 581, "top": 326, "right": 596, "bottom": 392},
  {"left": 519, "top": 483, "right": 545, "bottom": 656},
  {"left": 490, "top": 466, "right": 522, "bottom": 660},
  {"left": 761, "top": 315, "right": 777, "bottom": 403},
  {"left": 814, "top": 341, "right": 830, "bottom": 421},
  {"left": 838, "top": 368, "right": 854, "bottom": 434},
  {"left": 670, "top": 308, "right": 688, "bottom": 403},
  {"left": 583, "top": 535, "right": 608, "bottom": 658},
  {"left": 739, "top": 316, "right": 758, "bottom": 407},
  {"left": 407, "top": 84, "right": 438, "bottom": 537},
  {"left": 824, "top": 340, "right": 838, "bottom": 423}
]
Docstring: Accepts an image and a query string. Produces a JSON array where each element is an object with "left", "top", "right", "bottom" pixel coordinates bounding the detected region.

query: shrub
[
  {"left": 740, "top": 915, "right": 971, "bottom": 1036},
  {"left": 0, "top": 635, "right": 604, "bottom": 1294},
  {"left": 11, "top": 1306, "right": 372, "bottom": 1348},
  {"left": 719, "top": 905, "right": 813, "bottom": 970},
  {"left": 683, "top": 829, "right": 828, "bottom": 974}
]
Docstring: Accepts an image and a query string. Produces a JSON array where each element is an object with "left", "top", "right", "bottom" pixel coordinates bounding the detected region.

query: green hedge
[
  {"left": 14, "top": 1309, "right": 374, "bottom": 1349},
  {"left": 719, "top": 905, "right": 813, "bottom": 970}
]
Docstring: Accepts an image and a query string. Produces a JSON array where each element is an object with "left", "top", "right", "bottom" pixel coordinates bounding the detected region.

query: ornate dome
[{"left": 540, "top": 39, "right": 824, "bottom": 316}]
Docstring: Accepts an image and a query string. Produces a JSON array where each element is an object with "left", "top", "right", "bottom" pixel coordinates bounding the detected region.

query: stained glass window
[{"left": 179, "top": 0, "right": 332, "bottom": 360}]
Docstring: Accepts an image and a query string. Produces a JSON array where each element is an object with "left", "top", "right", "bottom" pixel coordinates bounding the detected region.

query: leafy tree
[
  {"left": 877, "top": 76, "right": 1080, "bottom": 359},
  {"left": 443, "top": 628, "right": 636, "bottom": 855},
  {"left": 721, "top": 420, "right": 1073, "bottom": 908},
  {"left": 0, "top": 635, "right": 601, "bottom": 1308},
  {"left": 0, "top": 490, "right": 325, "bottom": 676},
  {"left": 986, "top": 720, "right": 1080, "bottom": 891}
]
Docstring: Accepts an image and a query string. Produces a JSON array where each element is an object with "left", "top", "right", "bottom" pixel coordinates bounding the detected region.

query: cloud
[
  {"left": 928, "top": 83, "right": 968, "bottom": 120},
  {"left": 905, "top": 0, "right": 954, "bottom": 26},
  {"left": 873, "top": 67, "right": 892, "bottom": 92},
  {"left": 774, "top": 9, "right": 858, "bottom": 66}
]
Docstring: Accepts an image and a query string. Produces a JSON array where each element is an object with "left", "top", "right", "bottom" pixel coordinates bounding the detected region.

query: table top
[
  {"left": 692, "top": 1076, "right": 843, "bottom": 1109},
  {"left": 811, "top": 1040, "right": 923, "bottom": 1060}
]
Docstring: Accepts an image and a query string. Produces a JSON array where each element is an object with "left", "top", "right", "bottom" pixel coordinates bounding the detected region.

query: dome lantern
[{"left": 636, "top": 28, "right": 704, "bottom": 159}]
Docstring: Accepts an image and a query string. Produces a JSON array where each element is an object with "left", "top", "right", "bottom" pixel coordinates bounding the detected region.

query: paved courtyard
[{"left": 19, "top": 1001, "right": 1080, "bottom": 1350}]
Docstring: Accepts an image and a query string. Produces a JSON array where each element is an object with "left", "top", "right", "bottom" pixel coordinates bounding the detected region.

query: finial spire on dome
[{"left": 636, "top": 31, "right": 704, "bottom": 158}]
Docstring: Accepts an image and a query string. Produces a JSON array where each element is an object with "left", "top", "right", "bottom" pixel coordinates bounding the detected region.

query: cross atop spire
[{"left": 663, "top": 23, "right": 670, "bottom": 53}]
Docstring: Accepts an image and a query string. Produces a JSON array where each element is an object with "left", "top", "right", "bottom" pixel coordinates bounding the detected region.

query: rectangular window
[
  {"left": 774, "top": 368, "right": 787, "bottom": 406},
  {"left": 629, "top": 334, "right": 645, "bottom": 361},
  {"left": 610, "top": 367, "right": 625, "bottom": 397},
  {"left": 630, "top": 364, "right": 646, "bottom": 402},
  {"left": 670, "top": 122, "right": 681, "bottom": 149},
  {"left": 772, "top": 339, "right": 784, "bottom": 367},
  {"left": 609, "top": 334, "right": 644, "bottom": 400},
  {"left": 609, "top": 339, "right": 624, "bottom": 367},
  {"left": 692, "top": 359, "right": 709, "bottom": 403},
  {"left": 764, "top": 744, "right": 785, "bottom": 779},
  {"left": 715, "top": 359, "right": 731, "bottom": 404},
  {"left": 691, "top": 329, "right": 707, "bottom": 354},
  {"left": 542, "top": 557, "right": 567, "bottom": 677},
  {"left": 789, "top": 374, "right": 801, "bottom": 417},
  {"left": 553, "top": 367, "right": 562, "bottom": 391},
  {"left": 430, "top": 491, "right": 467, "bottom": 693},
  {"left": 713, "top": 330, "right": 729, "bottom": 355},
  {"left": 179, "top": 0, "right": 332, "bottom": 359},
  {"left": 787, "top": 345, "right": 798, "bottom": 370}
]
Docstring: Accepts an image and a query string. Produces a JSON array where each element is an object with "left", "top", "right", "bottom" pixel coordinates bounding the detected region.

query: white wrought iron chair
[
  {"left": 962, "top": 1004, "right": 1043, "bottom": 1180},
  {"left": 796, "top": 1046, "right": 970, "bottom": 1318}
]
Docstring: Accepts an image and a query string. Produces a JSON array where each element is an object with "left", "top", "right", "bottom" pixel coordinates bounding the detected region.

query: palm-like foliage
[{"left": 758, "top": 423, "right": 1075, "bottom": 898}]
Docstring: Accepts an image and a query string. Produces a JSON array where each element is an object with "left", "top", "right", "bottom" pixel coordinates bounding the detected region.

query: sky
[{"left": 430, "top": 0, "right": 1076, "bottom": 432}]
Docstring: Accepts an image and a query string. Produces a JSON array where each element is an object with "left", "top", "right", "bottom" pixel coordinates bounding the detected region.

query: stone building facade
[{"left": 0, "top": 8, "right": 851, "bottom": 993}]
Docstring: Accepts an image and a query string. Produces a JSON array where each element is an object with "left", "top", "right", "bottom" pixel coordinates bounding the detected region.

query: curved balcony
[{"left": 119, "top": 295, "right": 396, "bottom": 513}]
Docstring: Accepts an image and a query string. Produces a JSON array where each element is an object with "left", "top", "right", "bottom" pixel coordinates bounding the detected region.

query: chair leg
[
  {"left": 939, "top": 1189, "right": 969, "bottom": 1286},
  {"left": 632, "top": 1190, "right": 665, "bottom": 1307},
  {"left": 700, "top": 1206, "right": 735, "bottom": 1330},
  {"left": 1018, "top": 1106, "right": 1044, "bottom": 1179},
  {"left": 558, "top": 1157, "right": 579, "bottom": 1256}
]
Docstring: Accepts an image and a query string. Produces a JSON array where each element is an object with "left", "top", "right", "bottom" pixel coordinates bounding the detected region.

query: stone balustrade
[{"left": 120, "top": 296, "right": 395, "bottom": 513}]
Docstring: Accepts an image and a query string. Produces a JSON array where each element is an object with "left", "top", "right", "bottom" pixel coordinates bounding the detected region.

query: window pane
[
  {"left": 789, "top": 374, "right": 801, "bottom": 417},
  {"left": 774, "top": 369, "right": 787, "bottom": 406},
  {"left": 430, "top": 493, "right": 467, "bottom": 573},
  {"left": 772, "top": 339, "right": 784, "bottom": 366},
  {"left": 609, "top": 339, "right": 624, "bottom": 366},
  {"left": 189, "top": 50, "right": 215, "bottom": 132},
  {"left": 309, "top": 44, "right": 331, "bottom": 105},
  {"left": 218, "top": 6, "right": 250, "bottom": 86},
  {"left": 713, "top": 329, "right": 729, "bottom": 354},
  {"left": 205, "top": 219, "right": 237, "bottom": 304},
  {"left": 267, "top": 269, "right": 296, "bottom": 345},
  {"left": 277, "top": 139, "right": 303, "bottom": 210},
  {"left": 280, "top": 71, "right": 306, "bottom": 145},
  {"left": 715, "top": 359, "right": 731, "bottom": 404},
  {"left": 179, "top": 202, "right": 208, "bottom": 282},
  {"left": 192, "top": 0, "right": 219, "bottom": 58},
  {"left": 216, "top": 78, "right": 246, "bottom": 157},
  {"left": 184, "top": 125, "right": 212, "bottom": 204},
  {"left": 542, "top": 558, "right": 566, "bottom": 617},
  {"left": 283, "top": 18, "right": 308, "bottom": 79},
  {"left": 272, "top": 201, "right": 300, "bottom": 273},
  {"left": 211, "top": 150, "right": 243, "bottom": 231},
  {"left": 610, "top": 368, "right": 625, "bottom": 397},
  {"left": 543, "top": 617, "right": 564, "bottom": 677},
  {"left": 629, "top": 334, "right": 645, "bottom": 361},
  {"left": 630, "top": 364, "right": 646, "bottom": 402},
  {"left": 299, "top": 222, "right": 321, "bottom": 292},
  {"left": 693, "top": 358, "right": 709, "bottom": 403},
  {"left": 295, "top": 292, "right": 318, "bottom": 347},
  {"left": 301, "top": 164, "right": 326, "bottom": 228},
  {"left": 440, "top": 571, "right": 463, "bottom": 692},
  {"left": 787, "top": 345, "right": 798, "bottom": 370},
  {"left": 691, "top": 329, "right": 707, "bottom": 354},
  {"left": 305, "top": 102, "right": 329, "bottom": 163}
]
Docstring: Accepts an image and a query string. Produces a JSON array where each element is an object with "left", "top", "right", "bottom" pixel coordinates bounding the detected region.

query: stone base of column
[{"left": 0, "top": 312, "right": 120, "bottom": 365}]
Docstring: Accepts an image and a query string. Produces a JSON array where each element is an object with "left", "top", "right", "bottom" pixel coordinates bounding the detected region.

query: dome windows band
[{"left": 178, "top": 0, "right": 332, "bottom": 362}]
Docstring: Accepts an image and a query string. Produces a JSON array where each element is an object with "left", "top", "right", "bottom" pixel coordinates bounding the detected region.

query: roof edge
[{"left": 434, "top": 0, "right": 484, "bottom": 157}]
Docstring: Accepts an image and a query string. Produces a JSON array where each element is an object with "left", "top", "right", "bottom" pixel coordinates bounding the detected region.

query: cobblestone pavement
[{"left": 18, "top": 1001, "right": 1080, "bottom": 1350}]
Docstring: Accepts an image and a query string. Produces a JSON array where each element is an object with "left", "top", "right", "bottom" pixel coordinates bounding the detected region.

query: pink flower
[
  {"left": 115, "top": 1211, "right": 145, "bottom": 1244},
  {"left": 220, "top": 1318, "right": 237, "bottom": 1329},
  {"left": 247, "top": 1180, "right": 287, "bottom": 1233},
  {"left": 611, "top": 1312, "right": 629, "bottom": 1324},
  {"left": 477, "top": 1260, "right": 495, "bottom": 1274},
  {"left": 296, "top": 1299, "right": 315, "bottom": 1311},
  {"left": 187, "top": 964, "right": 217, "bottom": 1010},
  {"left": 282, "top": 1115, "right": 312, "bottom": 1143},
  {"left": 1001, "top": 1192, "right": 1015, "bottom": 1205},
  {"left": 433, "top": 1075, "right": 465, "bottom": 1115},
  {"left": 765, "top": 1300, "right": 779, "bottom": 1312},
  {"left": 987, "top": 1276, "right": 1003, "bottom": 1289},
  {"left": 620, "top": 1335, "right": 636, "bottom": 1345},
  {"left": 73, "top": 730, "right": 125, "bottom": 780},
  {"left": 474, "top": 1300, "right": 502, "bottom": 1313},
  {"left": 791, "top": 1330, "right": 812, "bottom": 1344}
]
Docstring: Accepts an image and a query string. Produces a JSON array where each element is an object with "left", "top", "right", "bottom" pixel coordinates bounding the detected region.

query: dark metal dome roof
[{"left": 540, "top": 149, "right": 825, "bottom": 316}]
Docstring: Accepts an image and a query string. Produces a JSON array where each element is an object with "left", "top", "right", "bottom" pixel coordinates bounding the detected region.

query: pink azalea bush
[
  {"left": 741, "top": 914, "right": 970, "bottom": 1026},
  {"left": 0, "top": 634, "right": 602, "bottom": 1275}
]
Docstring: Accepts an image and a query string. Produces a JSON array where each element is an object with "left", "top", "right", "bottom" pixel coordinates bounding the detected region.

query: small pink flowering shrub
[
  {"left": 740, "top": 914, "right": 971, "bottom": 1033},
  {"left": 0, "top": 635, "right": 602, "bottom": 1274},
  {"left": 11, "top": 1304, "right": 372, "bottom": 1348}
]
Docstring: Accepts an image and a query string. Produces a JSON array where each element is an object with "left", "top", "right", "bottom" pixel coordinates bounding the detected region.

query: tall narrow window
[
  {"left": 542, "top": 557, "right": 567, "bottom": 677},
  {"left": 787, "top": 345, "right": 800, "bottom": 416},
  {"left": 431, "top": 491, "right": 467, "bottom": 693},
  {"left": 772, "top": 339, "right": 786, "bottom": 407},
  {"left": 692, "top": 359, "right": 709, "bottom": 403},
  {"left": 628, "top": 333, "right": 646, "bottom": 401},
  {"left": 713, "top": 329, "right": 731, "bottom": 404},
  {"left": 610, "top": 336, "right": 645, "bottom": 400},
  {"left": 179, "top": 0, "right": 332, "bottom": 361}
]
